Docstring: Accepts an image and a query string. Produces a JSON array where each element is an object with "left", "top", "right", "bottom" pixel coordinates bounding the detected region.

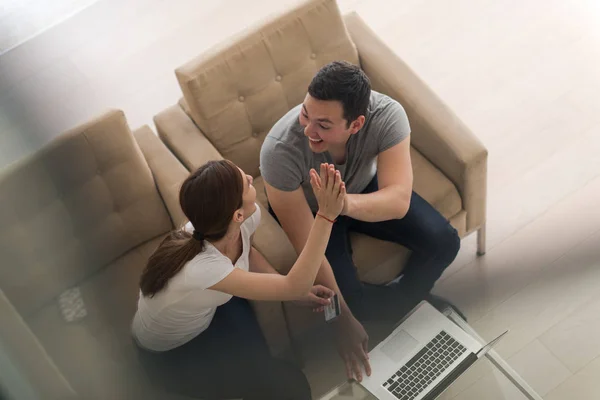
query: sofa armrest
[
  {"left": 252, "top": 204, "right": 298, "bottom": 274},
  {"left": 153, "top": 104, "right": 222, "bottom": 172},
  {"left": 249, "top": 203, "right": 298, "bottom": 358},
  {"left": 345, "top": 13, "right": 488, "bottom": 234},
  {"left": 0, "top": 290, "right": 78, "bottom": 400},
  {"left": 134, "top": 125, "right": 189, "bottom": 228},
  {"left": 250, "top": 301, "right": 293, "bottom": 358}
]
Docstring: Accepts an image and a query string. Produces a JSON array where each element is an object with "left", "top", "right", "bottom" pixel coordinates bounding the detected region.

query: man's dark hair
[{"left": 308, "top": 61, "right": 371, "bottom": 127}]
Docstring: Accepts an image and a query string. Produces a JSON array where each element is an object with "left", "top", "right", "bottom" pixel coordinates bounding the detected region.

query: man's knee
[{"left": 435, "top": 224, "right": 460, "bottom": 265}]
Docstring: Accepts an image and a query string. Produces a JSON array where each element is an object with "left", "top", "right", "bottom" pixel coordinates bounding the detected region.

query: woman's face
[{"left": 238, "top": 167, "right": 257, "bottom": 220}]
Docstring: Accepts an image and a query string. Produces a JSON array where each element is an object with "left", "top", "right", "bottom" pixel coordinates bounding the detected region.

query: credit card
[{"left": 324, "top": 294, "right": 341, "bottom": 322}]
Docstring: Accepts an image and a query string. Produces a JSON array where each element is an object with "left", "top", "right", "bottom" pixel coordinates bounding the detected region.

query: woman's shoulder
[
  {"left": 186, "top": 244, "right": 227, "bottom": 268},
  {"left": 182, "top": 246, "right": 233, "bottom": 288}
]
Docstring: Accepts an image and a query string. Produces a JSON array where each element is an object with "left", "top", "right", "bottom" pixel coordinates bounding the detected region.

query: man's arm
[
  {"left": 265, "top": 180, "right": 371, "bottom": 381},
  {"left": 342, "top": 137, "right": 413, "bottom": 222}
]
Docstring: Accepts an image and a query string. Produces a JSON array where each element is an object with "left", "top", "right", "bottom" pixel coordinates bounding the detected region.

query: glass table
[{"left": 319, "top": 307, "right": 543, "bottom": 400}]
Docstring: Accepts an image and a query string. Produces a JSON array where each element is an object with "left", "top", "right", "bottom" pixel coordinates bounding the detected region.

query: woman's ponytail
[
  {"left": 139, "top": 159, "right": 244, "bottom": 297},
  {"left": 140, "top": 230, "right": 204, "bottom": 297}
]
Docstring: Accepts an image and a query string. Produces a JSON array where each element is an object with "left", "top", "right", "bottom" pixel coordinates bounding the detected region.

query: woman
[{"left": 132, "top": 160, "right": 345, "bottom": 400}]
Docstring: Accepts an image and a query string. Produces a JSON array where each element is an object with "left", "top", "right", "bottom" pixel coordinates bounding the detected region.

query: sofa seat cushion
[
  {"left": 25, "top": 236, "right": 175, "bottom": 400},
  {"left": 352, "top": 235, "right": 411, "bottom": 285}
]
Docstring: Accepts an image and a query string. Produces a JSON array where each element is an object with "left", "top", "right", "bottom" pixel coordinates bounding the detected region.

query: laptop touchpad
[{"left": 381, "top": 330, "right": 419, "bottom": 363}]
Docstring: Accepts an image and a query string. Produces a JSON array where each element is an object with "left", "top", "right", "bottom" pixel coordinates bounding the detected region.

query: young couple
[{"left": 132, "top": 61, "right": 460, "bottom": 399}]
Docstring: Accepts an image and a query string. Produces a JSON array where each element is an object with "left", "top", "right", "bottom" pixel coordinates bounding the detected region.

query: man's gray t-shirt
[{"left": 260, "top": 91, "right": 411, "bottom": 212}]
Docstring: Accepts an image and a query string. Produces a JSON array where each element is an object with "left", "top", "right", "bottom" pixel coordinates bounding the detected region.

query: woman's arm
[
  {"left": 246, "top": 246, "right": 334, "bottom": 308},
  {"left": 209, "top": 164, "right": 344, "bottom": 301},
  {"left": 209, "top": 215, "right": 334, "bottom": 301}
]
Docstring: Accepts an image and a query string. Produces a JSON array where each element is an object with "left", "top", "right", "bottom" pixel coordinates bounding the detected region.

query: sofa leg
[{"left": 477, "top": 223, "right": 486, "bottom": 256}]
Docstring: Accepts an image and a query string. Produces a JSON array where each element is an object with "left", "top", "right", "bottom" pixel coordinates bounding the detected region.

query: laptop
[{"left": 358, "top": 301, "right": 507, "bottom": 400}]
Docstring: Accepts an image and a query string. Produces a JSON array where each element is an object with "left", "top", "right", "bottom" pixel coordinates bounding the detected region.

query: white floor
[
  {"left": 0, "top": 0, "right": 100, "bottom": 54},
  {"left": 2, "top": 0, "right": 600, "bottom": 399}
]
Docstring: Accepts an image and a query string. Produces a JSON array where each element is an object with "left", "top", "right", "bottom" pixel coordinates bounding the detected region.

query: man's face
[{"left": 299, "top": 94, "right": 361, "bottom": 154}]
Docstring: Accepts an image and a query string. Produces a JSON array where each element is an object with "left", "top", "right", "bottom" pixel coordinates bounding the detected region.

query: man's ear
[{"left": 350, "top": 115, "right": 366, "bottom": 134}]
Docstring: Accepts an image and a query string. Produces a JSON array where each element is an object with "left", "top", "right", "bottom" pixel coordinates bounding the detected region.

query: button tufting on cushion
[
  {"left": 175, "top": 0, "right": 359, "bottom": 178},
  {"left": 0, "top": 110, "right": 173, "bottom": 317}
]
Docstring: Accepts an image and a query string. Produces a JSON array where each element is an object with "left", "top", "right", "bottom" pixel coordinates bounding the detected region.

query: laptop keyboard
[{"left": 382, "top": 331, "right": 467, "bottom": 400}]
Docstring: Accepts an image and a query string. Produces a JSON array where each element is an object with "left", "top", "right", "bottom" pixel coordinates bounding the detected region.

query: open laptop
[{"left": 358, "top": 301, "right": 507, "bottom": 400}]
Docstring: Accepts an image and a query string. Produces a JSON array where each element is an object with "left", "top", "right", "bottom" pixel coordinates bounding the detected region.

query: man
[{"left": 259, "top": 61, "right": 460, "bottom": 381}]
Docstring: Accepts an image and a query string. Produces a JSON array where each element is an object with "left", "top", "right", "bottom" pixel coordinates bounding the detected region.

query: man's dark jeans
[{"left": 269, "top": 175, "right": 460, "bottom": 323}]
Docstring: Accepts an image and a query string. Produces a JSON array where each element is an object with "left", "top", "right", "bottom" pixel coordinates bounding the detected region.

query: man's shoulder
[
  {"left": 369, "top": 90, "right": 406, "bottom": 117},
  {"left": 266, "top": 104, "right": 303, "bottom": 141},
  {"left": 262, "top": 105, "right": 306, "bottom": 156},
  {"left": 260, "top": 104, "right": 308, "bottom": 190},
  {"left": 365, "top": 91, "right": 410, "bottom": 131}
]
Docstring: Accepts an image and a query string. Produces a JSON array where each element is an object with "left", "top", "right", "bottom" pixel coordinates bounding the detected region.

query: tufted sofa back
[
  {"left": 175, "top": 0, "right": 359, "bottom": 177},
  {"left": 0, "top": 110, "right": 173, "bottom": 317}
]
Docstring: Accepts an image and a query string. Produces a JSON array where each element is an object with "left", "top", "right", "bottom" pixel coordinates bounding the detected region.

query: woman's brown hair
[{"left": 139, "top": 160, "right": 244, "bottom": 297}]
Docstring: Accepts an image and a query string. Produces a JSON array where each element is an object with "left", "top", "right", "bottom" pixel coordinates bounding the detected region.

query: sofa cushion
[
  {"left": 175, "top": 0, "right": 358, "bottom": 178},
  {"left": 25, "top": 236, "right": 171, "bottom": 400},
  {"left": 250, "top": 202, "right": 298, "bottom": 355},
  {"left": 352, "top": 235, "right": 411, "bottom": 285},
  {"left": 410, "top": 146, "right": 462, "bottom": 219},
  {"left": 253, "top": 175, "right": 269, "bottom": 210},
  {"left": 0, "top": 110, "right": 173, "bottom": 317}
]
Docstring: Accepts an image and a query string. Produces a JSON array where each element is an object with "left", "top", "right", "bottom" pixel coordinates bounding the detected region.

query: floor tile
[
  {"left": 507, "top": 339, "right": 571, "bottom": 396},
  {"left": 468, "top": 229, "right": 600, "bottom": 359},
  {"left": 540, "top": 294, "right": 600, "bottom": 374},
  {"left": 437, "top": 358, "right": 495, "bottom": 400},
  {"left": 451, "top": 368, "right": 529, "bottom": 400},
  {"left": 545, "top": 356, "right": 600, "bottom": 400},
  {"left": 435, "top": 173, "right": 600, "bottom": 321}
]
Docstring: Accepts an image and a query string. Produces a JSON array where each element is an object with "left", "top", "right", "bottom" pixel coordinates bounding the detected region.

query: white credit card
[{"left": 324, "top": 294, "right": 341, "bottom": 322}]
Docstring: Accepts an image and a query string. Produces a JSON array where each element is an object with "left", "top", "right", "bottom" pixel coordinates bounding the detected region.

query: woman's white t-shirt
[{"left": 131, "top": 205, "right": 261, "bottom": 352}]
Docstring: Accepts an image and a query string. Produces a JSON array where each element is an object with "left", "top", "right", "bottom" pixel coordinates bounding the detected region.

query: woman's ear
[{"left": 234, "top": 209, "right": 244, "bottom": 223}]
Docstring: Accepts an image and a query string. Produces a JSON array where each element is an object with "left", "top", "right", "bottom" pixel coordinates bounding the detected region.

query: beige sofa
[
  {"left": 155, "top": 0, "right": 488, "bottom": 341},
  {"left": 0, "top": 110, "right": 185, "bottom": 399},
  {"left": 0, "top": 110, "right": 292, "bottom": 399}
]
